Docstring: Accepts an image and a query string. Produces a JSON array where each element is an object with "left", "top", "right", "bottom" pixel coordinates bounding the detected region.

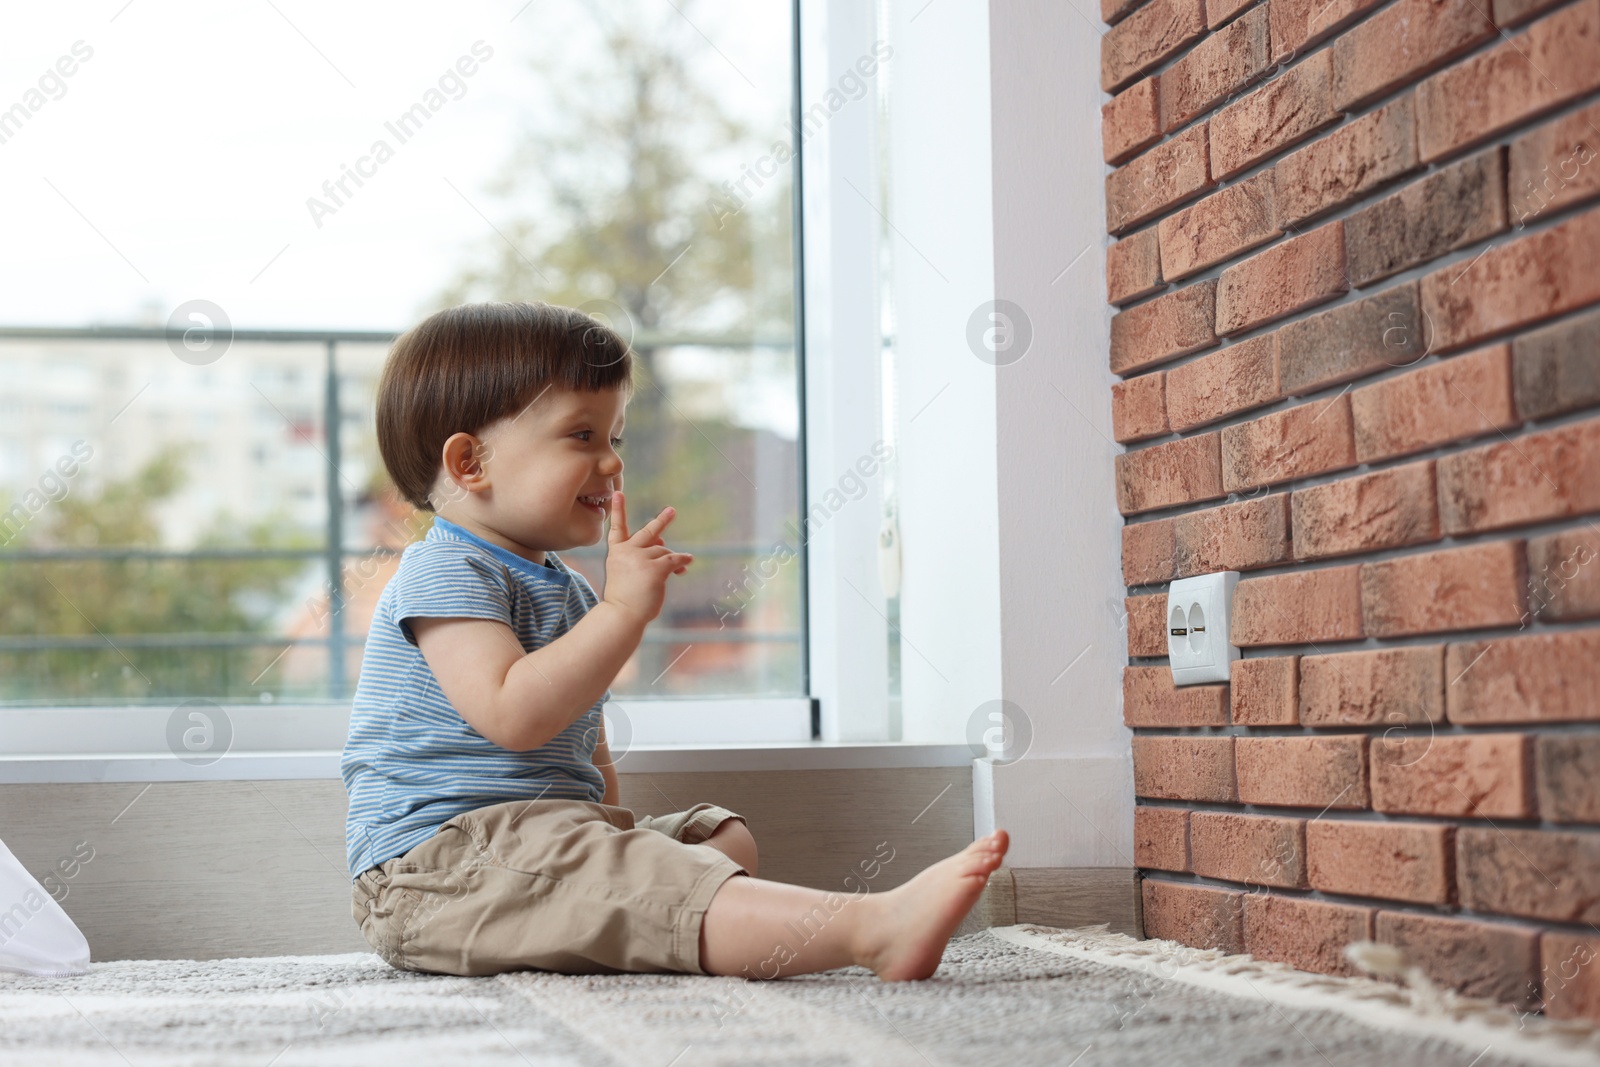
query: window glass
[{"left": 0, "top": 1, "right": 801, "bottom": 705}]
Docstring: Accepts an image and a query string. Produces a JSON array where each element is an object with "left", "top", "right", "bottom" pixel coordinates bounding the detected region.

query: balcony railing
[{"left": 0, "top": 325, "right": 798, "bottom": 703}]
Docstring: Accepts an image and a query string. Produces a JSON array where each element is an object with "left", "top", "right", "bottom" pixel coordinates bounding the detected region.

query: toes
[
  {"left": 968, "top": 831, "right": 1004, "bottom": 852},
  {"left": 960, "top": 851, "right": 1004, "bottom": 876},
  {"left": 970, "top": 833, "right": 1007, "bottom": 857},
  {"left": 950, "top": 831, "right": 1010, "bottom": 875}
]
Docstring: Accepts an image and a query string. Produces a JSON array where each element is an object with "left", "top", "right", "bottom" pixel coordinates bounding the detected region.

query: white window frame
[
  {"left": 0, "top": 704, "right": 970, "bottom": 781},
  {"left": 0, "top": 0, "right": 918, "bottom": 781},
  {"left": 796, "top": 0, "right": 895, "bottom": 743}
]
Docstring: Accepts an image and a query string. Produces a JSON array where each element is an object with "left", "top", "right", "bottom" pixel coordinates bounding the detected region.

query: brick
[
  {"left": 1215, "top": 221, "right": 1347, "bottom": 335},
  {"left": 1333, "top": 0, "right": 1495, "bottom": 112},
  {"left": 1112, "top": 373, "right": 1170, "bottom": 443},
  {"left": 1157, "top": 171, "right": 1280, "bottom": 282},
  {"left": 1232, "top": 565, "right": 1365, "bottom": 645},
  {"left": 1103, "top": 0, "right": 1148, "bottom": 26},
  {"left": 1134, "top": 806, "right": 1190, "bottom": 871},
  {"left": 1123, "top": 665, "right": 1229, "bottom": 726},
  {"left": 1122, "top": 517, "right": 1177, "bottom": 585},
  {"left": 1207, "top": 0, "right": 1257, "bottom": 28},
  {"left": 1276, "top": 97, "right": 1419, "bottom": 225},
  {"left": 1541, "top": 933, "right": 1600, "bottom": 1021},
  {"left": 1512, "top": 306, "right": 1600, "bottom": 422},
  {"left": 1290, "top": 461, "right": 1440, "bottom": 561},
  {"left": 1103, "top": 77, "right": 1160, "bottom": 166},
  {"left": 1230, "top": 655, "right": 1298, "bottom": 725},
  {"left": 1133, "top": 736, "right": 1237, "bottom": 801},
  {"left": 1173, "top": 493, "right": 1291, "bottom": 575},
  {"left": 1276, "top": 284, "right": 1423, "bottom": 397},
  {"left": 1110, "top": 279, "right": 1219, "bottom": 375},
  {"left": 1539, "top": 735, "right": 1600, "bottom": 823},
  {"left": 1416, "top": 0, "right": 1600, "bottom": 162},
  {"left": 1165, "top": 334, "right": 1280, "bottom": 431},
  {"left": 1346, "top": 147, "right": 1508, "bottom": 288},
  {"left": 1141, "top": 879, "right": 1245, "bottom": 952},
  {"left": 1376, "top": 912, "right": 1540, "bottom": 1009},
  {"left": 1350, "top": 344, "right": 1518, "bottom": 464},
  {"left": 1221, "top": 393, "right": 1356, "bottom": 492},
  {"left": 1508, "top": 101, "right": 1600, "bottom": 226},
  {"left": 1299, "top": 645, "right": 1444, "bottom": 727},
  {"left": 1243, "top": 894, "right": 1373, "bottom": 977},
  {"left": 1372, "top": 733, "right": 1533, "bottom": 818},
  {"left": 1102, "top": 0, "right": 1208, "bottom": 93},
  {"left": 1360, "top": 541, "right": 1527, "bottom": 638},
  {"left": 1527, "top": 528, "right": 1600, "bottom": 623},
  {"left": 1209, "top": 50, "right": 1339, "bottom": 180},
  {"left": 1132, "top": 588, "right": 1171, "bottom": 655},
  {"left": 1437, "top": 418, "right": 1600, "bottom": 535},
  {"left": 1127, "top": 593, "right": 1170, "bottom": 657},
  {"left": 1423, "top": 206, "right": 1600, "bottom": 354},
  {"left": 1459, "top": 828, "right": 1600, "bottom": 924},
  {"left": 1160, "top": 6, "right": 1272, "bottom": 132},
  {"left": 1236, "top": 735, "right": 1369, "bottom": 807},
  {"left": 1191, "top": 812, "right": 1306, "bottom": 887},
  {"left": 1106, "top": 123, "right": 1214, "bottom": 234},
  {"left": 1107, "top": 226, "right": 1165, "bottom": 306},
  {"left": 1495, "top": 0, "right": 1571, "bottom": 27},
  {"left": 1115, "top": 432, "right": 1226, "bottom": 515},
  {"left": 1307, "top": 821, "right": 1453, "bottom": 904},
  {"left": 1269, "top": 0, "right": 1386, "bottom": 63},
  {"left": 1448, "top": 629, "right": 1600, "bottom": 724}
]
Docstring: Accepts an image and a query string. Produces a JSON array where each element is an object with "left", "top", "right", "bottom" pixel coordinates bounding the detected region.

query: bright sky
[{"left": 0, "top": 0, "right": 791, "bottom": 332}]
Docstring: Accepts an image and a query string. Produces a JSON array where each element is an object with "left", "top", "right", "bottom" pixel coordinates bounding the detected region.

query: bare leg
[
  {"left": 701, "top": 818, "right": 759, "bottom": 876},
  {"left": 698, "top": 830, "right": 1008, "bottom": 981}
]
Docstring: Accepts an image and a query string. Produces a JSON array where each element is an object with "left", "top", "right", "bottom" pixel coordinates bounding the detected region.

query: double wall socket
[{"left": 1167, "top": 571, "right": 1240, "bottom": 685}]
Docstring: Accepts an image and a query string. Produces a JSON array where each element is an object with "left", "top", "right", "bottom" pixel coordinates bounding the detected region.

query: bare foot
[{"left": 855, "top": 830, "right": 1010, "bottom": 981}]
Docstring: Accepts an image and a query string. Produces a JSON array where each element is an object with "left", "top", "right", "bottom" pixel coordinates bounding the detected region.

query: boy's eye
[{"left": 573, "top": 431, "right": 626, "bottom": 448}]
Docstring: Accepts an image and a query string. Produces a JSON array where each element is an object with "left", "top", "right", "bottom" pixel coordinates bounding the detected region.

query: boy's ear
[{"left": 437, "top": 431, "right": 492, "bottom": 502}]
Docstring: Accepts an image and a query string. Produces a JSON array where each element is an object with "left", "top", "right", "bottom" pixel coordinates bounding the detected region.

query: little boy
[{"left": 343, "top": 300, "right": 1008, "bottom": 981}]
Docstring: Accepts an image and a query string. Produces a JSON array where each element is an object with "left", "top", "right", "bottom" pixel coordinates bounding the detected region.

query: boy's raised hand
[{"left": 601, "top": 490, "right": 694, "bottom": 625}]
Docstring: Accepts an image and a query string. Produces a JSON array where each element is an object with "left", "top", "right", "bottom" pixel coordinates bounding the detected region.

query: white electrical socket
[{"left": 1167, "top": 571, "right": 1241, "bottom": 685}]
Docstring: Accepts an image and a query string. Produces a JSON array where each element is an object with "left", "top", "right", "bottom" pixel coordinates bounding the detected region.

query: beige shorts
[{"left": 351, "top": 798, "right": 748, "bottom": 977}]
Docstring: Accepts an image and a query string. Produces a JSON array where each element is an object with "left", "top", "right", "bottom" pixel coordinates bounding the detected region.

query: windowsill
[{"left": 0, "top": 742, "right": 977, "bottom": 783}]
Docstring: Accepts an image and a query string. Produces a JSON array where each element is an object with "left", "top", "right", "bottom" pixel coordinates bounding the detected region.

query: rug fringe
[{"left": 986, "top": 923, "right": 1600, "bottom": 1067}]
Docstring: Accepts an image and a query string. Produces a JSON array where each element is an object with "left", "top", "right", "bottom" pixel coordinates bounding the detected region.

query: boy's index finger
[
  {"left": 638, "top": 505, "right": 677, "bottom": 541},
  {"left": 608, "top": 490, "right": 628, "bottom": 542}
]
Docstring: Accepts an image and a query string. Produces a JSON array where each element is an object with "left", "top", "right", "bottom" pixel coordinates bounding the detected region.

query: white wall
[
  {"left": 889, "top": 0, "right": 1132, "bottom": 865},
  {"left": 984, "top": 0, "right": 1133, "bottom": 867}
]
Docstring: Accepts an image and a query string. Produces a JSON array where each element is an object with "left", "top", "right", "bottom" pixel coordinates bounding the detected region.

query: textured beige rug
[{"left": 0, "top": 925, "right": 1595, "bottom": 1066}]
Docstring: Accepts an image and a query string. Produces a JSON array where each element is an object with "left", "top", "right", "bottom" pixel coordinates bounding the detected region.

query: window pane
[{"left": 0, "top": 2, "right": 800, "bottom": 706}]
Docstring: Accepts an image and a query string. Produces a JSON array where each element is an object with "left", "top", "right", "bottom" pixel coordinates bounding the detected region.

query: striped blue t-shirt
[{"left": 341, "top": 516, "right": 609, "bottom": 881}]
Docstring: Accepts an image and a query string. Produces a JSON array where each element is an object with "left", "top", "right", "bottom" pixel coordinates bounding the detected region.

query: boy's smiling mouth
[{"left": 577, "top": 492, "right": 612, "bottom": 513}]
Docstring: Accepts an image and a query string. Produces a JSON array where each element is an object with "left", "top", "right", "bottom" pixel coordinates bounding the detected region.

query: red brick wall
[{"left": 1103, "top": 0, "right": 1600, "bottom": 1021}]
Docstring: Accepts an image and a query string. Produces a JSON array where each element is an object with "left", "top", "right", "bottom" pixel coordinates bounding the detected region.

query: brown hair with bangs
[{"left": 376, "top": 301, "right": 635, "bottom": 510}]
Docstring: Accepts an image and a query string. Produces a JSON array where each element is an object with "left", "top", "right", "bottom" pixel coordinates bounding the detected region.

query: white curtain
[{"left": 0, "top": 837, "right": 90, "bottom": 976}]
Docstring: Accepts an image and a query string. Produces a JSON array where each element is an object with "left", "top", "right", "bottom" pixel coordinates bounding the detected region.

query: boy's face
[{"left": 461, "top": 385, "right": 628, "bottom": 558}]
